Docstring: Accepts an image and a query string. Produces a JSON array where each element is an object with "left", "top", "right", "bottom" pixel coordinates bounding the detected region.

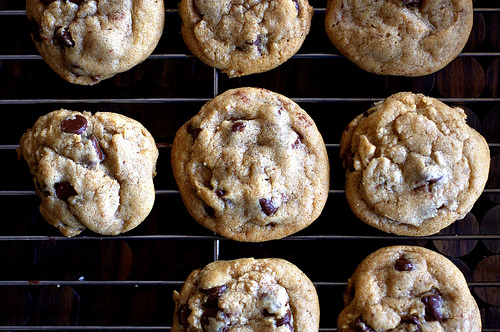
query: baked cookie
[
  {"left": 338, "top": 245, "right": 481, "bottom": 332},
  {"left": 171, "top": 87, "right": 329, "bottom": 242},
  {"left": 179, "top": 0, "right": 313, "bottom": 77},
  {"left": 340, "top": 92, "right": 490, "bottom": 236},
  {"left": 172, "top": 258, "right": 320, "bottom": 331},
  {"left": 325, "top": 0, "right": 473, "bottom": 76},
  {"left": 18, "top": 109, "right": 159, "bottom": 237},
  {"left": 26, "top": 0, "right": 165, "bottom": 85}
]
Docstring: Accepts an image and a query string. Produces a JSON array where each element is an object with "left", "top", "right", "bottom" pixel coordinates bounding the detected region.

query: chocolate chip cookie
[
  {"left": 340, "top": 92, "right": 490, "bottom": 236},
  {"left": 18, "top": 109, "right": 159, "bottom": 237},
  {"left": 338, "top": 245, "right": 481, "bottom": 332},
  {"left": 171, "top": 87, "right": 329, "bottom": 242},
  {"left": 325, "top": 0, "right": 473, "bottom": 76},
  {"left": 179, "top": 0, "right": 313, "bottom": 77},
  {"left": 26, "top": 0, "right": 165, "bottom": 85},
  {"left": 172, "top": 258, "right": 320, "bottom": 331}
]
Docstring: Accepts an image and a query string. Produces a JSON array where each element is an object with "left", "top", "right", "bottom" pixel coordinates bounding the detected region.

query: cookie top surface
[
  {"left": 325, "top": 0, "right": 473, "bottom": 76},
  {"left": 26, "top": 0, "right": 165, "bottom": 85},
  {"left": 172, "top": 257, "right": 320, "bottom": 331},
  {"left": 340, "top": 92, "right": 490, "bottom": 236},
  {"left": 179, "top": 0, "right": 313, "bottom": 77},
  {"left": 337, "top": 245, "right": 481, "bottom": 332},
  {"left": 18, "top": 109, "right": 159, "bottom": 237},
  {"left": 171, "top": 87, "right": 329, "bottom": 242}
]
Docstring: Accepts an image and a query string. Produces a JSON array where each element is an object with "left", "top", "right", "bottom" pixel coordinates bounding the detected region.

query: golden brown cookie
[
  {"left": 179, "top": 0, "right": 313, "bottom": 77},
  {"left": 325, "top": 0, "right": 473, "bottom": 76},
  {"left": 18, "top": 109, "right": 158, "bottom": 237},
  {"left": 172, "top": 258, "right": 320, "bottom": 331},
  {"left": 338, "top": 245, "right": 481, "bottom": 332},
  {"left": 171, "top": 87, "right": 329, "bottom": 242},
  {"left": 26, "top": 0, "right": 165, "bottom": 85},
  {"left": 340, "top": 92, "right": 490, "bottom": 236}
]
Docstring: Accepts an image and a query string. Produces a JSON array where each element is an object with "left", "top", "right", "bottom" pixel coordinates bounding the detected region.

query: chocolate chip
[
  {"left": 355, "top": 317, "right": 376, "bottom": 332},
  {"left": 90, "top": 136, "right": 105, "bottom": 164},
  {"left": 267, "top": 222, "right": 277, "bottom": 227},
  {"left": 292, "top": 137, "right": 301, "bottom": 148},
  {"left": 55, "top": 26, "right": 75, "bottom": 48},
  {"left": 178, "top": 304, "right": 191, "bottom": 327},
  {"left": 428, "top": 176, "right": 443, "bottom": 185},
  {"left": 395, "top": 256, "right": 414, "bottom": 271},
  {"left": 402, "top": 0, "right": 420, "bottom": 4},
  {"left": 422, "top": 294, "right": 445, "bottom": 321},
  {"left": 54, "top": 182, "right": 77, "bottom": 201},
  {"left": 205, "top": 206, "right": 215, "bottom": 218},
  {"left": 343, "top": 149, "right": 355, "bottom": 171},
  {"left": 186, "top": 123, "right": 202, "bottom": 140},
  {"left": 276, "top": 309, "right": 293, "bottom": 330},
  {"left": 61, "top": 115, "right": 87, "bottom": 134},
  {"left": 215, "top": 190, "right": 226, "bottom": 197},
  {"left": 292, "top": 130, "right": 303, "bottom": 148},
  {"left": 401, "top": 315, "right": 421, "bottom": 331},
  {"left": 231, "top": 121, "right": 246, "bottom": 133},
  {"left": 259, "top": 198, "right": 278, "bottom": 216},
  {"left": 200, "top": 286, "right": 228, "bottom": 329},
  {"left": 203, "top": 285, "right": 228, "bottom": 305}
]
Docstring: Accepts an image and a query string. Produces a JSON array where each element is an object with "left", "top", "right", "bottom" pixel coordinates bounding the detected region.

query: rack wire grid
[{"left": 1, "top": 0, "right": 500, "bottom": 330}]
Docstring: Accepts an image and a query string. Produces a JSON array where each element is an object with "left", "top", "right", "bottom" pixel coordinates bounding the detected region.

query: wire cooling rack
[{"left": 1, "top": 0, "right": 500, "bottom": 330}]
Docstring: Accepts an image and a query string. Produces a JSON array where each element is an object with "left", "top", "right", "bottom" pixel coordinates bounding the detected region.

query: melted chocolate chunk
[
  {"left": 343, "top": 149, "right": 355, "bottom": 171},
  {"left": 395, "top": 256, "right": 414, "bottom": 271},
  {"left": 178, "top": 304, "right": 191, "bottom": 327},
  {"left": 259, "top": 198, "right": 278, "bottom": 216},
  {"left": 276, "top": 309, "right": 293, "bottom": 330},
  {"left": 422, "top": 294, "right": 445, "bottom": 321},
  {"left": 355, "top": 317, "right": 376, "bottom": 332},
  {"left": 231, "top": 121, "right": 246, "bottom": 133},
  {"left": 401, "top": 315, "right": 421, "bottom": 331},
  {"left": 186, "top": 123, "right": 202, "bottom": 140},
  {"left": 428, "top": 176, "right": 443, "bottom": 185},
  {"left": 54, "top": 182, "right": 77, "bottom": 201},
  {"left": 200, "top": 286, "right": 228, "bottom": 330},
  {"left": 215, "top": 190, "right": 226, "bottom": 197},
  {"left": 202, "top": 285, "right": 228, "bottom": 305},
  {"left": 90, "top": 136, "right": 105, "bottom": 163},
  {"left": 402, "top": 0, "right": 420, "bottom": 4},
  {"left": 61, "top": 115, "right": 87, "bottom": 134},
  {"left": 205, "top": 206, "right": 215, "bottom": 218},
  {"left": 292, "top": 130, "right": 303, "bottom": 148},
  {"left": 55, "top": 27, "right": 75, "bottom": 48}
]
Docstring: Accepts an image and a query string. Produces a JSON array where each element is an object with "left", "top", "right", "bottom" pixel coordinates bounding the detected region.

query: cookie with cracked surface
[
  {"left": 338, "top": 245, "right": 481, "bottom": 332},
  {"left": 18, "top": 109, "right": 158, "bottom": 237},
  {"left": 179, "top": 0, "right": 313, "bottom": 77},
  {"left": 171, "top": 87, "right": 329, "bottom": 242},
  {"left": 26, "top": 0, "right": 165, "bottom": 85},
  {"left": 325, "top": 0, "right": 473, "bottom": 76},
  {"left": 340, "top": 92, "right": 490, "bottom": 236},
  {"left": 172, "top": 257, "right": 320, "bottom": 332}
]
